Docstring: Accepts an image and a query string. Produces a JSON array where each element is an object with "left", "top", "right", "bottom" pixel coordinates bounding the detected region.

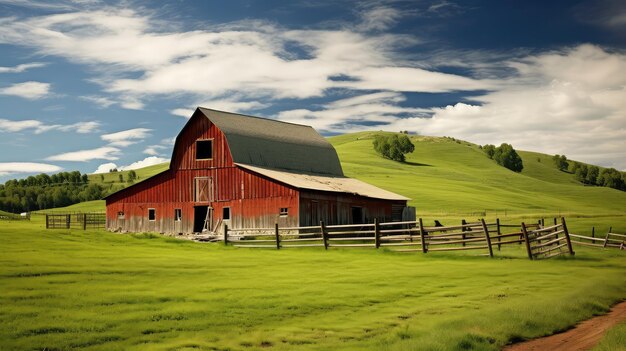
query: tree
[
  {"left": 373, "top": 134, "right": 415, "bottom": 162},
  {"left": 99, "top": 174, "right": 105, "bottom": 182},
  {"left": 575, "top": 164, "right": 588, "bottom": 183},
  {"left": 482, "top": 144, "right": 496, "bottom": 159},
  {"left": 118, "top": 174, "right": 124, "bottom": 183},
  {"left": 552, "top": 154, "right": 569, "bottom": 171},
  {"left": 586, "top": 166, "right": 599, "bottom": 185},
  {"left": 597, "top": 168, "right": 625, "bottom": 190},
  {"left": 492, "top": 143, "right": 523, "bottom": 172},
  {"left": 81, "top": 174, "right": 89, "bottom": 184},
  {"left": 127, "top": 170, "right": 137, "bottom": 182}
]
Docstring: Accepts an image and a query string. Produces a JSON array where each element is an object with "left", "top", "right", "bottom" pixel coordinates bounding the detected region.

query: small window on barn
[
  {"left": 148, "top": 208, "right": 156, "bottom": 221},
  {"left": 174, "top": 209, "right": 182, "bottom": 222},
  {"left": 279, "top": 207, "right": 288, "bottom": 216},
  {"left": 223, "top": 207, "right": 230, "bottom": 220},
  {"left": 196, "top": 139, "right": 213, "bottom": 160},
  {"left": 117, "top": 211, "right": 124, "bottom": 219}
]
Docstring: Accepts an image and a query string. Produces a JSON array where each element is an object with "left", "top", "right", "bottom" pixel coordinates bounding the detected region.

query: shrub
[{"left": 373, "top": 134, "right": 415, "bottom": 162}]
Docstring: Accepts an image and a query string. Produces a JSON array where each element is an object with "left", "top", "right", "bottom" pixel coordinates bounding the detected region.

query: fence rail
[{"left": 45, "top": 213, "right": 106, "bottom": 230}]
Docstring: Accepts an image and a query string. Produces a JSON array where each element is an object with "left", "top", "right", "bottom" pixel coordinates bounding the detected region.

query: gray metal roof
[
  {"left": 237, "top": 164, "right": 409, "bottom": 200},
  {"left": 198, "top": 107, "right": 344, "bottom": 176}
]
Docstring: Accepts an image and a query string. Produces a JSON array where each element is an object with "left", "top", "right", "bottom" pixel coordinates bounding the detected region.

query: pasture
[{"left": 1, "top": 216, "right": 625, "bottom": 351}]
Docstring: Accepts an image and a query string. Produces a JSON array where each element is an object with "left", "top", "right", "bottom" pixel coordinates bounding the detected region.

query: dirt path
[{"left": 503, "top": 301, "right": 626, "bottom": 351}]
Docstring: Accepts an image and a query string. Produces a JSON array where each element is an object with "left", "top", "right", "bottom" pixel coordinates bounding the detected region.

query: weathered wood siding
[{"left": 299, "top": 191, "right": 405, "bottom": 226}]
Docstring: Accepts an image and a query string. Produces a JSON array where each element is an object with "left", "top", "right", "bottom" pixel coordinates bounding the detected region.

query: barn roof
[
  {"left": 197, "top": 107, "right": 344, "bottom": 176},
  {"left": 236, "top": 163, "right": 409, "bottom": 201}
]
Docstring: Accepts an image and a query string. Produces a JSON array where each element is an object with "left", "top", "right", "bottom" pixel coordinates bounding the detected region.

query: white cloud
[
  {"left": 357, "top": 6, "right": 402, "bottom": 32},
  {"left": 170, "top": 108, "right": 194, "bottom": 118},
  {"left": 101, "top": 128, "right": 151, "bottom": 147},
  {"left": 92, "top": 162, "right": 118, "bottom": 174},
  {"left": 0, "top": 81, "right": 50, "bottom": 99},
  {"left": 120, "top": 156, "right": 168, "bottom": 170},
  {"left": 0, "top": 118, "right": 100, "bottom": 134},
  {"left": 0, "top": 62, "right": 46, "bottom": 73},
  {"left": 0, "top": 162, "right": 62, "bottom": 176},
  {"left": 80, "top": 95, "right": 116, "bottom": 108},
  {"left": 45, "top": 146, "right": 120, "bottom": 161}
]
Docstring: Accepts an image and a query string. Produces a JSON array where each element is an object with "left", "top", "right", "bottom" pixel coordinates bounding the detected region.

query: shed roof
[
  {"left": 198, "top": 107, "right": 344, "bottom": 176},
  {"left": 236, "top": 163, "right": 409, "bottom": 201}
]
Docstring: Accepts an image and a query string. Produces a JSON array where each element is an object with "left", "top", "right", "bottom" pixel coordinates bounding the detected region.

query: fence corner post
[
  {"left": 560, "top": 217, "right": 574, "bottom": 256},
  {"left": 521, "top": 222, "right": 533, "bottom": 260},
  {"left": 481, "top": 218, "right": 493, "bottom": 257},
  {"left": 603, "top": 226, "right": 612, "bottom": 248},
  {"left": 496, "top": 218, "right": 502, "bottom": 251},
  {"left": 45, "top": 214, "right": 49, "bottom": 229},
  {"left": 223, "top": 224, "right": 228, "bottom": 246},
  {"left": 461, "top": 219, "right": 467, "bottom": 247},
  {"left": 374, "top": 218, "right": 380, "bottom": 249},
  {"left": 320, "top": 220, "right": 328, "bottom": 250},
  {"left": 419, "top": 218, "right": 427, "bottom": 253},
  {"left": 275, "top": 223, "right": 280, "bottom": 250}
]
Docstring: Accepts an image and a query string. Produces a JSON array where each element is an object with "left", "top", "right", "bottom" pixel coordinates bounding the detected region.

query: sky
[{"left": 0, "top": 0, "right": 625, "bottom": 182}]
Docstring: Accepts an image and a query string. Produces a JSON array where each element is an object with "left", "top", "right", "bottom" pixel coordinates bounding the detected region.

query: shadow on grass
[{"left": 404, "top": 161, "right": 433, "bottom": 167}]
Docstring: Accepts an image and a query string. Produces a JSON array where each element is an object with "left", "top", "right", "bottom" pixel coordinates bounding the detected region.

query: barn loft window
[
  {"left": 117, "top": 211, "right": 124, "bottom": 219},
  {"left": 279, "top": 208, "right": 288, "bottom": 216},
  {"left": 223, "top": 207, "right": 230, "bottom": 220},
  {"left": 148, "top": 208, "right": 156, "bottom": 221},
  {"left": 174, "top": 209, "right": 182, "bottom": 222},
  {"left": 196, "top": 139, "right": 213, "bottom": 160}
]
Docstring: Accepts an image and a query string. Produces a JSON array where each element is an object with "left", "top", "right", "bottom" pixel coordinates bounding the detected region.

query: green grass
[
  {"left": 33, "top": 200, "right": 106, "bottom": 213},
  {"left": 329, "top": 132, "right": 626, "bottom": 219},
  {"left": 1, "top": 217, "right": 625, "bottom": 351},
  {"left": 88, "top": 162, "right": 169, "bottom": 187},
  {"left": 593, "top": 323, "right": 626, "bottom": 351}
]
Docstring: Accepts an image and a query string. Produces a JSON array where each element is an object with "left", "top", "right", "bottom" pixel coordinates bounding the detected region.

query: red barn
[{"left": 105, "top": 108, "right": 410, "bottom": 234}]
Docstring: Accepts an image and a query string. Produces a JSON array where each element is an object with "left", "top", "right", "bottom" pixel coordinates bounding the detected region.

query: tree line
[
  {"left": 480, "top": 143, "right": 524, "bottom": 172},
  {"left": 553, "top": 154, "right": 625, "bottom": 191},
  {"left": 0, "top": 171, "right": 128, "bottom": 213}
]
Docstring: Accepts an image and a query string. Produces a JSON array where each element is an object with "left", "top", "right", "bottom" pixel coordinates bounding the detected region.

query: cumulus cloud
[
  {"left": 92, "top": 156, "right": 169, "bottom": 174},
  {"left": 101, "top": 128, "right": 151, "bottom": 147},
  {"left": 0, "top": 118, "right": 100, "bottom": 134},
  {"left": 0, "top": 81, "right": 50, "bottom": 99},
  {"left": 0, "top": 162, "right": 62, "bottom": 176},
  {"left": 45, "top": 146, "right": 120, "bottom": 161},
  {"left": 0, "top": 62, "right": 46, "bottom": 73}
]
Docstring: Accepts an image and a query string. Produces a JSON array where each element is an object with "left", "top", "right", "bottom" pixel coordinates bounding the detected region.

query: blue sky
[{"left": 1, "top": 0, "right": 625, "bottom": 182}]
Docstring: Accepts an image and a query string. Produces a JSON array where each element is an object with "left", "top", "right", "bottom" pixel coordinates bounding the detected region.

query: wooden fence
[
  {"left": 221, "top": 217, "right": 586, "bottom": 259},
  {"left": 45, "top": 213, "right": 106, "bottom": 230},
  {"left": 569, "top": 226, "right": 626, "bottom": 250}
]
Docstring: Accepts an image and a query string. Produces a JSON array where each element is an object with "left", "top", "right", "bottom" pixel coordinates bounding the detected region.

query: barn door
[{"left": 194, "top": 177, "right": 214, "bottom": 203}]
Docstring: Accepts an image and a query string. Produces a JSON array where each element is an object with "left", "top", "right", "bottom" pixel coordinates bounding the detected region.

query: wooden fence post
[
  {"left": 83, "top": 213, "right": 87, "bottom": 230},
  {"left": 66, "top": 214, "right": 70, "bottom": 229},
  {"left": 521, "top": 222, "right": 533, "bottom": 260},
  {"left": 45, "top": 214, "right": 49, "bottom": 229},
  {"left": 553, "top": 217, "right": 557, "bottom": 226},
  {"left": 481, "top": 219, "right": 494, "bottom": 257},
  {"left": 561, "top": 217, "right": 575, "bottom": 256},
  {"left": 275, "top": 223, "right": 280, "bottom": 250},
  {"left": 320, "top": 220, "right": 328, "bottom": 250},
  {"left": 419, "top": 218, "right": 427, "bottom": 253},
  {"left": 603, "top": 227, "right": 612, "bottom": 248},
  {"left": 374, "top": 218, "right": 380, "bottom": 249},
  {"left": 223, "top": 224, "right": 228, "bottom": 246},
  {"left": 496, "top": 218, "right": 502, "bottom": 251},
  {"left": 591, "top": 226, "right": 595, "bottom": 238},
  {"left": 461, "top": 219, "right": 467, "bottom": 247}
]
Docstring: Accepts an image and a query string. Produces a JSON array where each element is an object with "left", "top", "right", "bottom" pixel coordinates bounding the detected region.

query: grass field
[
  {"left": 1, "top": 217, "right": 625, "bottom": 351},
  {"left": 3, "top": 132, "right": 626, "bottom": 350}
]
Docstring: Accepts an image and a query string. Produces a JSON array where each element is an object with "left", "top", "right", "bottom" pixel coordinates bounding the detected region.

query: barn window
[
  {"left": 117, "top": 211, "right": 124, "bottom": 219},
  {"left": 148, "top": 208, "right": 156, "bottom": 221},
  {"left": 196, "top": 139, "right": 213, "bottom": 160},
  {"left": 223, "top": 207, "right": 230, "bottom": 220},
  {"left": 174, "top": 209, "right": 182, "bottom": 222},
  {"left": 279, "top": 207, "right": 288, "bottom": 216}
]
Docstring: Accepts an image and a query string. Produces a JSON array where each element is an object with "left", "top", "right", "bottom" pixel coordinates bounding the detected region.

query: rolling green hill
[
  {"left": 42, "top": 133, "right": 625, "bottom": 220},
  {"left": 330, "top": 132, "right": 626, "bottom": 218}
]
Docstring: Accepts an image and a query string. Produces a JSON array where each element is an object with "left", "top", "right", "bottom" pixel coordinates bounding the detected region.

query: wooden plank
[
  {"left": 530, "top": 230, "right": 565, "bottom": 242},
  {"left": 374, "top": 218, "right": 380, "bottom": 249},
  {"left": 419, "top": 218, "right": 427, "bottom": 253},
  {"left": 328, "top": 243, "right": 375, "bottom": 248},
  {"left": 428, "top": 245, "right": 489, "bottom": 252},
  {"left": 608, "top": 232, "right": 626, "bottom": 239},
  {"left": 280, "top": 244, "right": 325, "bottom": 248},
  {"left": 379, "top": 242, "right": 422, "bottom": 247},
  {"left": 561, "top": 217, "right": 575, "bottom": 256},
  {"left": 521, "top": 222, "right": 533, "bottom": 260},
  {"left": 571, "top": 240, "right": 605, "bottom": 248},
  {"left": 496, "top": 238, "right": 525, "bottom": 245},
  {"left": 533, "top": 242, "right": 568, "bottom": 255},
  {"left": 326, "top": 230, "right": 376, "bottom": 236},
  {"left": 481, "top": 218, "right": 494, "bottom": 257},
  {"left": 321, "top": 221, "right": 328, "bottom": 250},
  {"left": 275, "top": 223, "right": 280, "bottom": 250},
  {"left": 379, "top": 220, "right": 419, "bottom": 226},
  {"left": 603, "top": 227, "right": 612, "bottom": 248},
  {"left": 224, "top": 224, "right": 228, "bottom": 246},
  {"left": 569, "top": 233, "right": 605, "bottom": 241},
  {"left": 280, "top": 238, "right": 323, "bottom": 242},
  {"left": 531, "top": 236, "right": 563, "bottom": 249},
  {"left": 325, "top": 223, "right": 374, "bottom": 229},
  {"left": 427, "top": 237, "right": 486, "bottom": 246},
  {"left": 328, "top": 237, "right": 376, "bottom": 241},
  {"left": 233, "top": 244, "right": 276, "bottom": 248}
]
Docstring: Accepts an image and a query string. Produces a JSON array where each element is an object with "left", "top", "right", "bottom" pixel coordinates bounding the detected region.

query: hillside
[
  {"left": 329, "top": 132, "right": 626, "bottom": 218},
  {"left": 23, "top": 133, "right": 625, "bottom": 218}
]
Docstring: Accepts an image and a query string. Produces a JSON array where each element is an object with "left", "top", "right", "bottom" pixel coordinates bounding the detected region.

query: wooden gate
[
  {"left": 194, "top": 177, "right": 214, "bottom": 203},
  {"left": 521, "top": 218, "right": 575, "bottom": 260}
]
